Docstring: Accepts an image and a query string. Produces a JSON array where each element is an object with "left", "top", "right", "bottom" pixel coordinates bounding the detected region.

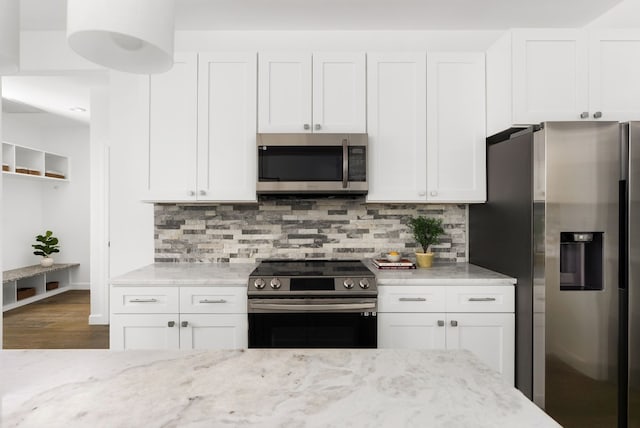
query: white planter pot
[{"left": 40, "top": 257, "right": 54, "bottom": 267}]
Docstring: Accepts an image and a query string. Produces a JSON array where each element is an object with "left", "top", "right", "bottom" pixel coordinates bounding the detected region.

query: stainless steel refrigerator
[{"left": 469, "top": 121, "right": 640, "bottom": 428}]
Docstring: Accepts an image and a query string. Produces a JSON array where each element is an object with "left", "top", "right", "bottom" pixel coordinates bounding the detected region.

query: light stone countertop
[
  {"left": 110, "top": 261, "right": 515, "bottom": 287},
  {"left": 0, "top": 349, "right": 559, "bottom": 428},
  {"left": 110, "top": 262, "right": 258, "bottom": 286},
  {"left": 365, "top": 260, "right": 517, "bottom": 286},
  {"left": 3, "top": 263, "right": 80, "bottom": 283}
]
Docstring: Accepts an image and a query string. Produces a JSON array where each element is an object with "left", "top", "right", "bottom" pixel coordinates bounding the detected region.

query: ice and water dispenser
[{"left": 559, "top": 232, "right": 604, "bottom": 290}]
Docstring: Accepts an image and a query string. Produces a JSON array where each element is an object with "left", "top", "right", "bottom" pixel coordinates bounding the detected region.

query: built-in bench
[{"left": 2, "top": 263, "right": 79, "bottom": 311}]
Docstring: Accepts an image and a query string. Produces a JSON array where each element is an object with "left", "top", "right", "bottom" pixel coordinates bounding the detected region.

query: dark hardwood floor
[{"left": 3, "top": 290, "right": 109, "bottom": 349}]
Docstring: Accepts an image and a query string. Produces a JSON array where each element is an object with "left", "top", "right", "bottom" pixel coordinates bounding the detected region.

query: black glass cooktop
[{"left": 250, "top": 260, "right": 373, "bottom": 277}]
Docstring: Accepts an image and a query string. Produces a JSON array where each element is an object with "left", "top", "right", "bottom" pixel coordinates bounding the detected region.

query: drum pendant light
[
  {"left": 0, "top": 0, "right": 20, "bottom": 74},
  {"left": 67, "top": 0, "right": 175, "bottom": 74}
]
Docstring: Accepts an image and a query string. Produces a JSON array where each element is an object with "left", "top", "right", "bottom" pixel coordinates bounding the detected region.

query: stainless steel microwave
[{"left": 256, "top": 133, "right": 368, "bottom": 195}]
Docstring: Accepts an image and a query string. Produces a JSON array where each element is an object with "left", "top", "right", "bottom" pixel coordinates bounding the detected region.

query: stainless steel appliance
[
  {"left": 247, "top": 260, "right": 377, "bottom": 348},
  {"left": 469, "top": 121, "right": 640, "bottom": 427},
  {"left": 256, "top": 133, "right": 368, "bottom": 194}
]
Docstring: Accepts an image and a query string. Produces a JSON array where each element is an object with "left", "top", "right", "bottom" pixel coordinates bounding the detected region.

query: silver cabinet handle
[
  {"left": 314, "top": 124, "right": 321, "bottom": 130},
  {"left": 199, "top": 299, "right": 226, "bottom": 304},
  {"left": 303, "top": 123, "right": 310, "bottom": 130},
  {"left": 199, "top": 190, "right": 207, "bottom": 196},
  {"left": 580, "top": 111, "right": 589, "bottom": 119},
  {"left": 342, "top": 138, "right": 348, "bottom": 189},
  {"left": 450, "top": 320, "right": 458, "bottom": 327},
  {"left": 437, "top": 320, "right": 445, "bottom": 327},
  {"left": 168, "top": 321, "right": 175, "bottom": 327},
  {"left": 399, "top": 297, "right": 427, "bottom": 302},
  {"left": 430, "top": 191, "right": 438, "bottom": 196},
  {"left": 468, "top": 297, "right": 497, "bottom": 302},
  {"left": 593, "top": 111, "right": 602, "bottom": 119},
  {"left": 188, "top": 190, "right": 195, "bottom": 196},
  {"left": 181, "top": 321, "right": 189, "bottom": 327},
  {"left": 130, "top": 298, "right": 158, "bottom": 303},
  {"left": 418, "top": 191, "right": 426, "bottom": 197}
]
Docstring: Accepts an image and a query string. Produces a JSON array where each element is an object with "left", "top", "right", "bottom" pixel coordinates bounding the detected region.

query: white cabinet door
[
  {"left": 446, "top": 313, "right": 515, "bottom": 385},
  {"left": 512, "top": 29, "right": 589, "bottom": 124},
  {"left": 378, "top": 313, "right": 446, "bottom": 349},
  {"left": 197, "top": 53, "right": 257, "bottom": 201},
  {"left": 180, "top": 314, "right": 248, "bottom": 350},
  {"left": 366, "top": 53, "right": 427, "bottom": 202},
  {"left": 426, "top": 53, "right": 486, "bottom": 203},
  {"left": 110, "top": 314, "right": 180, "bottom": 350},
  {"left": 589, "top": 30, "right": 640, "bottom": 122},
  {"left": 147, "top": 53, "right": 198, "bottom": 201},
  {"left": 312, "top": 52, "right": 366, "bottom": 133},
  {"left": 258, "top": 53, "right": 312, "bottom": 133}
]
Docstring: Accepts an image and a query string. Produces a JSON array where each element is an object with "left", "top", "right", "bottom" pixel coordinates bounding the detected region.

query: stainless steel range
[{"left": 247, "top": 260, "right": 377, "bottom": 348}]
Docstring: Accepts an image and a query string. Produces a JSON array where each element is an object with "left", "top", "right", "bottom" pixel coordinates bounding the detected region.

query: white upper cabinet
[
  {"left": 145, "top": 52, "right": 257, "bottom": 202},
  {"left": 487, "top": 29, "right": 640, "bottom": 136},
  {"left": 197, "top": 53, "right": 257, "bottom": 202},
  {"left": 366, "top": 52, "right": 427, "bottom": 202},
  {"left": 312, "top": 52, "right": 366, "bottom": 133},
  {"left": 258, "top": 52, "right": 366, "bottom": 133},
  {"left": 258, "top": 53, "right": 312, "bottom": 133},
  {"left": 147, "top": 53, "right": 199, "bottom": 201},
  {"left": 589, "top": 30, "right": 640, "bottom": 122},
  {"left": 512, "top": 29, "right": 589, "bottom": 124},
  {"left": 426, "top": 53, "right": 486, "bottom": 203}
]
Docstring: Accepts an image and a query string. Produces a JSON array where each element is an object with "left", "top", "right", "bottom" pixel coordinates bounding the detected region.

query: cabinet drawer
[
  {"left": 111, "top": 287, "right": 179, "bottom": 314},
  {"left": 179, "top": 287, "right": 246, "bottom": 313},
  {"left": 445, "top": 286, "right": 514, "bottom": 313},
  {"left": 378, "top": 286, "right": 446, "bottom": 312}
]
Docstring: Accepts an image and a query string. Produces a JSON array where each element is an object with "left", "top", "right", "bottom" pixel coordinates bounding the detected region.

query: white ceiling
[
  {"left": 20, "top": 0, "right": 623, "bottom": 31},
  {"left": 6, "top": 0, "right": 624, "bottom": 124}
]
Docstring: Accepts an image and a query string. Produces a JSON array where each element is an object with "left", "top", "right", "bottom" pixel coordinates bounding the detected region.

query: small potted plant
[
  {"left": 32, "top": 230, "right": 60, "bottom": 267},
  {"left": 407, "top": 216, "right": 444, "bottom": 268}
]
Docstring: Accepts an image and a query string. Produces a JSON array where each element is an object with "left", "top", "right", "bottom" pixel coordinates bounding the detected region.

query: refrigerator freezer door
[
  {"left": 628, "top": 121, "right": 640, "bottom": 428},
  {"left": 544, "top": 121, "right": 620, "bottom": 427}
]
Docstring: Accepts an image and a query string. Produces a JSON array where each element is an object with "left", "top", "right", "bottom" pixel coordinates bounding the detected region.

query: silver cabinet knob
[
  {"left": 181, "top": 321, "right": 189, "bottom": 327},
  {"left": 270, "top": 278, "right": 281, "bottom": 289},
  {"left": 167, "top": 321, "right": 175, "bottom": 327},
  {"left": 314, "top": 124, "right": 321, "bottom": 130},
  {"left": 593, "top": 111, "right": 603, "bottom": 119},
  {"left": 188, "top": 190, "right": 195, "bottom": 196},
  {"left": 343, "top": 278, "right": 354, "bottom": 289},
  {"left": 199, "top": 190, "right": 207, "bottom": 196},
  {"left": 430, "top": 191, "right": 438, "bottom": 196},
  {"left": 254, "top": 278, "right": 266, "bottom": 289},
  {"left": 359, "top": 279, "right": 370, "bottom": 289},
  {"left": 580, "top": 111, "right": 589, "bottom": 119},
  {"left": 437, "top": 320, "right": 445, "bottom": 327},
  {"left": 418, "top": 191, "right": 426, "bottom": 197},
  {"left": 303, "top": 123, "right": 310, "bottom": 130},
  {"left": 450, "top": 320, "right": 458, "bottom": 327}
]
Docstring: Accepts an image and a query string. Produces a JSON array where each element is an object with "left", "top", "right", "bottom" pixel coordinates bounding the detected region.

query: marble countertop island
[{"left": 1, "top": 349, "right": 557, "bottom": 427}]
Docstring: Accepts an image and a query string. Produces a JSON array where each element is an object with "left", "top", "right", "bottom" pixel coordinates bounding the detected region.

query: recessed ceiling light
[{"left": 69, "top": 107, "right": 87, "bottom": 112}]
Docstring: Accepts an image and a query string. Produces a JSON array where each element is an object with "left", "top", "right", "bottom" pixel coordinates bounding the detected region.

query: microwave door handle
[{"left": 342, "top": 139, "right": 348, "bottom": 189}]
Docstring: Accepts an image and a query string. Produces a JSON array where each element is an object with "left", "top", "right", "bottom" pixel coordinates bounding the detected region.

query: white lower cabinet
[
  {"left": 110, "top": 286, "right": 247, "bottom": 350},
  {"left": 378, "top": 285, "right": 515, "bottom": 385}
]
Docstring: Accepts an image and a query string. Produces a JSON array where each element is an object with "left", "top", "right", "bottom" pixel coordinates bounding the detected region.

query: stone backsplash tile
[{"left": 154, "top": 198, "right": 467, "bottom": 263}]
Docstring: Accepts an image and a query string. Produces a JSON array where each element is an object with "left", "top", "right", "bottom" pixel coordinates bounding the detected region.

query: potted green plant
[
  {"left": 407, "top": 216, "right": 444, "bottom": 268},
  {"left": 32, "top": 230, "right": 60, "bottom": 267}
]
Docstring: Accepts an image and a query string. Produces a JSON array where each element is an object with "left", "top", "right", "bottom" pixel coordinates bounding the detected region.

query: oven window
[
  {"left": 258, "top": 146, "right": 342, "bottom": 182},
  {"left": 249, "top": 313, "right": 377, "bottom": 348}
]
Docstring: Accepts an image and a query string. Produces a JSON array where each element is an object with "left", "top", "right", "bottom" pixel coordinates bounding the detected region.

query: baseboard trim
[
  {"left": 70, "top": 282, "right": 90, "bottom": 290},
  {"left": 89, "top": 313, "right": 109, "bottom": 325}
]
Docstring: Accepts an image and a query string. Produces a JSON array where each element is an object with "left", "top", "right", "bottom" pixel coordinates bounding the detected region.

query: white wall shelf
[
  {"left": 2, "top": 142, "right": 70, "bottom": 181},
  {"left": 2, "top": 263, "right": 79, "bottom": 311}
]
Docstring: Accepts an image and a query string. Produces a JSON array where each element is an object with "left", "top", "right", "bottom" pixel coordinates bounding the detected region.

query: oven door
[{"left": 248, "top": 298, "right": 377, "bottom": 348}]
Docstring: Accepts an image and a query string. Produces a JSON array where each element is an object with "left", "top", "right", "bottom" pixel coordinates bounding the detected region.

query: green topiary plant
[
  {"left": 407, "top": 216, "right": 445, "bottom": 254},
  {"left": 32, "top": 230, "right": 60, "bottom": 258}
]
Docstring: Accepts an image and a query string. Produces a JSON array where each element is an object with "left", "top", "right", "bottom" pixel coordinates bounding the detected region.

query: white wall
[
  {"left": 587, "top": 0, "right": 640, "bottom": 28},
  {"left": 2, "top": 113, "right": 90, "bottom": 286}
]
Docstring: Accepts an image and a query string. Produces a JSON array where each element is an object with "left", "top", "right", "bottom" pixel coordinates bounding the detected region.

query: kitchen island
[{"left": 1, "top": 349, "right": 559, "bottom": 427}]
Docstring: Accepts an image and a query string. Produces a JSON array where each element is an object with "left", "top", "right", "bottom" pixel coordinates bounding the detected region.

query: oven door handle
[{"left": 249, "top": 302, "right": 377, "bottom": 312}]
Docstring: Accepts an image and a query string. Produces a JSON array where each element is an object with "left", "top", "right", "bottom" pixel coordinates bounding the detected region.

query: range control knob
[
  {"left": 343, "top": 278, "right": 355, "bottom": 289},
  {"left": 270, "top": 278, "right": 281, "bottom": 289},
  {"left": 359, "top": 279, "right": 370, "bottom": 289},
  {"left": 254, "top": 278, "right": 266, "bottom": 289}
]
